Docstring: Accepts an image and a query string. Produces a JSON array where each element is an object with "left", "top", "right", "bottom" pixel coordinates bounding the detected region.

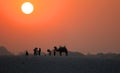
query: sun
[{"left": 21, "top": 2, "right": 34, "bottom": 14}]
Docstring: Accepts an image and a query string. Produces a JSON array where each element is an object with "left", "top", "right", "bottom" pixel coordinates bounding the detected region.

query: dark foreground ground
[{"left": 0, "top": 56, "right": 120, "bottom": 73}]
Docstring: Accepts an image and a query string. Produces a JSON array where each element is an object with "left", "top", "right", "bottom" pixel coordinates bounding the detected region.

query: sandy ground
[{"left": 0, "top": 56, "right": 120, "bottom": 73}]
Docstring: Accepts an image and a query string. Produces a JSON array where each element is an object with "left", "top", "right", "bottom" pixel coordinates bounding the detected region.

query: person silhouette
[
  {"left": 38, "top": 48, "right": 41, "bottom": 56},
  {"left": 47, "top": 49, "right": 52, "bottom": 56},
  {"left": 25, "top": 50, "right": 29, "bottom": 56},
  {"left": 33, "top": 48, "right": 38, "bottom": 56},
  {"left": 53, "top": 48, "right": 56, "bottom": 56}
]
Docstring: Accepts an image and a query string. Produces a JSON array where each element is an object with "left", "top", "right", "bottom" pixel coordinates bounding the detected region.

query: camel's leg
[
  {"left": 65, "top": 51, "right": 68, "bottom": 56},
  {"left": 60, "top": 52, "right": 62, "bottom": 56}
]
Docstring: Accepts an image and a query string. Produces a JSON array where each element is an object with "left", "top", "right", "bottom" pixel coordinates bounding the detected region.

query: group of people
[
  {"left": 25, "top": 48, "right": 41, "bottom": 56},
  {"left": 33, "top": 48, "right": 41, "bottom": 56},
  {"left": 26, "top": 46, "right": 68, "bottom": 56}
]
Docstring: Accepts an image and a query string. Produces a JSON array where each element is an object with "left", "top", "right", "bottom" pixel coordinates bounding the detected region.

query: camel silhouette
[{"left": 54, "top": 46, "right": 68, "bottom": 56}]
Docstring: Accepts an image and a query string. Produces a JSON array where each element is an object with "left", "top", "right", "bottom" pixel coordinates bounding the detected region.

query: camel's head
[
  {"left": 54, "top": 46, "right": 58, "bottom": 51},
  {"left": 47, "top": 49, "right": 51, "bottom": 52}
]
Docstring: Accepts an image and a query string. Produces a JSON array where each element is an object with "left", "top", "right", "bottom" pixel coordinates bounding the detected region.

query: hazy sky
[{"left": 0, "top": 0, "right": 120, "bottom": 55}]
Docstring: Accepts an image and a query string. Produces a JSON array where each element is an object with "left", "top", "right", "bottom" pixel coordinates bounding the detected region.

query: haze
[{"left": 0, "top": 0, "right": 120, "bottom": 55}]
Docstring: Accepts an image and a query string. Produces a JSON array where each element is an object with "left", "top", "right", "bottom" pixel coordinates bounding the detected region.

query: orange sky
[{"left": 0, "top": 0, "right": 120, "bottom": 55}]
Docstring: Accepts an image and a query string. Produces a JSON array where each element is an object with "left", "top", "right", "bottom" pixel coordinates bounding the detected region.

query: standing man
[
  {"left": 47, "top": 49, "right": 52, "bottom": 56},
  {"left": 33, "top": 48, "right": 38, "bottom": 56},
  {"left": 25, "top": 50, "right": 29, "bottom": 56},
  {"left": 38, "top": 48, "right": 41, "bottom": 56}
]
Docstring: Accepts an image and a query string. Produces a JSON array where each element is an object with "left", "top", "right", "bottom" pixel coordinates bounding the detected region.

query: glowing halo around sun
[{"left": 21, "top": 2, "right": 34, "bottom": 14}]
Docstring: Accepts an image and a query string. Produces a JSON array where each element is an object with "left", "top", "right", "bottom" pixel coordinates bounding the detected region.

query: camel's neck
[{"left": 55, "top": 48, "right": 59, "bottom": 51}]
